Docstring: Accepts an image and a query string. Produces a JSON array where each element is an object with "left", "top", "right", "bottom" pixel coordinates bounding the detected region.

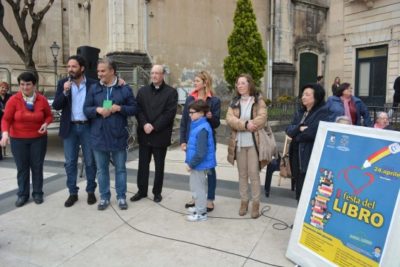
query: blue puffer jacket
[
  {"left": 84, "top": 82, "right": 138, "bottom": 151},
  {"left": 326, "top": 96, "right": 373, "bottom": 126},
  {"left": 185, "top": 117, "right": 216, "bottom": 170}
]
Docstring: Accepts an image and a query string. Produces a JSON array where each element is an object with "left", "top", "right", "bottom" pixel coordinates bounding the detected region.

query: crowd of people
[{"left": 0, "top": 62, "right": 397, "bottom": 222}]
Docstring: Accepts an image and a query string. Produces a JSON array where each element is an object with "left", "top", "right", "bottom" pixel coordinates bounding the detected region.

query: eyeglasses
[{"left": 189, "top": 111, "right": 198, "bottom": 115}]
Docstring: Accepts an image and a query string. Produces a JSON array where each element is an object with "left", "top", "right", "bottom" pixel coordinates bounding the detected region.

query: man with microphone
[{"left": 53, "top": 55, "right": 98, "bottom": 207}]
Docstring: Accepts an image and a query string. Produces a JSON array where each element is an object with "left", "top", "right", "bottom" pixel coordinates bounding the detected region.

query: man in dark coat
[
  {"left": 131, "top": 64, "right": 178, "bottom": 203},
  {"left": 52, "top": 55, "right": 98, "bottom": 207}
]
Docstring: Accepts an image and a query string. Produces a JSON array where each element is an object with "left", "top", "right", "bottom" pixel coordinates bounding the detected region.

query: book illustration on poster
[{"left": 309, "top": 169, "right": 334, "bottom": 230}]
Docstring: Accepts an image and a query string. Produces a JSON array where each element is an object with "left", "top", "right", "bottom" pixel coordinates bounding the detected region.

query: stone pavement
[{"left": 0, "top": 129, "right": 298, "bottom": 267}]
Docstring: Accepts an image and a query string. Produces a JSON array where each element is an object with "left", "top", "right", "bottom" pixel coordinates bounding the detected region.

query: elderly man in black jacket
[{"left": 131, "top": 64, "right": 178, "bottom": 203}]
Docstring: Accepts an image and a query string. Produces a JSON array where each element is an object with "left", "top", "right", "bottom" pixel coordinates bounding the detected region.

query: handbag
[
  {"left": 258, "top": 123, "right": 277, "bottom": 164},
  {"left": 279, "top": 135, "right": 292, "bottom": 178},
  {"left": 279, "top": 153, "right": 292, "bottom": 178}
]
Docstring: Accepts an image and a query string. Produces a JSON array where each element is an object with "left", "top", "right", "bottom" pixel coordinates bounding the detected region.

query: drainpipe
[
  {"left": 268, "top": 0, "right": 275, "bottom": 100},
  {"left": 144, "top": 0, "right": 153, "bottom": 64}
]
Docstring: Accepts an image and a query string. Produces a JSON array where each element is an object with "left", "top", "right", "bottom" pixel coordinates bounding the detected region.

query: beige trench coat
[{"left": 226, "top": 95, "right": 268, "bottom": 169}]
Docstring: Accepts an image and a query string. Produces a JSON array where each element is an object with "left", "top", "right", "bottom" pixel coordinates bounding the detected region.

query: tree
[
  {"left": 223, "top": 0, "right": 267, "bottom": 90},
  {"left": 0, "top": 0, "right": 54, "bottom": 73}
]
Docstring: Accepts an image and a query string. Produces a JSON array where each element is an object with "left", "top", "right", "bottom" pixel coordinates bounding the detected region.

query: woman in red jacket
[{"left": 0, "top": 72, "right": 53, "bottom": 207}]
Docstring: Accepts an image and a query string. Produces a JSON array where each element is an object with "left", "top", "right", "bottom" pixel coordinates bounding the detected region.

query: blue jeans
[
  {"left": 93, "top": 149, "right": 127, "bottom": 200},
  {"left": 207, "top": 168, "right": 217, "bottom": 201},
  {"left": 64, "top": 124, "right": 97, "bottom": 194},
  {"left": 10, "top": 136, "right": 47, "bottom": 199}
]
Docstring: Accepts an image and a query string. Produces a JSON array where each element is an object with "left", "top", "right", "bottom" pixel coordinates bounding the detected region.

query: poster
[{"left": 286, "top": 122, "right": 400, "bottom": 267}]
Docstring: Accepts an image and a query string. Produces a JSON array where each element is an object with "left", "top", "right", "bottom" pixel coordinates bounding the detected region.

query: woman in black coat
[{"left": 286, "top": 83, "right": 331, "bottom": 201}]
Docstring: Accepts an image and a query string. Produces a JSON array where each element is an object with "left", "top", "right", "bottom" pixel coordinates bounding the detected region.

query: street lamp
[{"left": 50, "top": 41, "right": 60, "bottom": 76}]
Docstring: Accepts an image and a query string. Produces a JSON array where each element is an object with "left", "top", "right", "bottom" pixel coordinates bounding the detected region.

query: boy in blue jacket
[{"left": 185, "top": 100, "right": 216, "bottom": 222}]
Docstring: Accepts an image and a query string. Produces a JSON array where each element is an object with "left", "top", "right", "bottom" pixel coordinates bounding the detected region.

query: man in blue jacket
[
  {"left": 84, "top": 57, "right": 137, "bottom": 210},
  {"left": 53, "top": 55, "right": 97, "bottom": 207}
]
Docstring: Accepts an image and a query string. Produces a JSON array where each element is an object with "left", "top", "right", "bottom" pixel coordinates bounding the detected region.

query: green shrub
[{"left": 223, "top": 0, "right": 267, "bottom": 90}]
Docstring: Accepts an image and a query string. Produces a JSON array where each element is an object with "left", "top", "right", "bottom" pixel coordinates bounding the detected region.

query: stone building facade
[
  {"left": 0, "top": 0, "right": 399, "bottom": 105},
  {"left": 328, "top": 0, "right": 400, "bottom": 105}
]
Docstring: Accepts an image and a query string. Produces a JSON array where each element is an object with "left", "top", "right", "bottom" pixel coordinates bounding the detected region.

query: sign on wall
[{"left": 286, "top": 122, "right": 400, "bottom": 267}]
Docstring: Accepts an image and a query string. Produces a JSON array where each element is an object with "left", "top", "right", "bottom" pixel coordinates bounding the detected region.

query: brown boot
[
  {"left": 251, "top": 201, "right": 260, "bottom": 219},
  {"left": 239, "top": 200, "right": 249, "bottom": 216}
]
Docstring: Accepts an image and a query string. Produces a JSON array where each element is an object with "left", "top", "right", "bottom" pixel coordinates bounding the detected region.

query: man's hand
[
  {"left": 118, "top": 78, "right": 126, "bottom": 86},
  {"left": 111, "top": 104, "right": 121, "bottom": 113},
  {"left": 63, "top": 81, "right": 72, "bottom": 94},
  {"left": 96, "top": 107, "right": 112, "bottom": 118},
  {"left": 144, "top": 123, "right": 154, "bottom": 134}
]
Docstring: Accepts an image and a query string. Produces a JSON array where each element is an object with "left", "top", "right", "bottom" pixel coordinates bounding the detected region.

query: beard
[{"left": 69, "top": 71, "right": 83, "bottom": 80}]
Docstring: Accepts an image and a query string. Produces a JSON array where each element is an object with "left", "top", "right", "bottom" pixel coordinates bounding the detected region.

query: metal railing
[
  {"left": 118, "top": 66, "right": 150, "bottom": 94},
  {"left": 268, "top": 102, "right": 298, "bottom": 121}
]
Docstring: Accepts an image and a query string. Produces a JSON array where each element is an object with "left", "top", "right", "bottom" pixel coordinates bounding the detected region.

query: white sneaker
[
  {"left": 187, "top": 207, "right": 196, "bottom": 214},
  {"left": 186, "top": 213, "right": 207, "bottom": 222}
]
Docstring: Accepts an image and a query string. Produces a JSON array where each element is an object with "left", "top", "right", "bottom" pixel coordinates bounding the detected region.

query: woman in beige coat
[{"left": 226, "top": 74, "right": 267, "bottom": 218}]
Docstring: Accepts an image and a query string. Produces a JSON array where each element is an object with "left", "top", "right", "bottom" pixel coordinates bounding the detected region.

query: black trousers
[
  {"left": 137, "top": 144, "right": 167, "bottom": 196},
  {"left": 10, "top": 136, "right": 47, "bottom": 199},
  {"left": 264, "top": 156, "right": 280, "bottom": 196},
  {"left": 289, "top": 143, "right": 304, "bottom": 201}
]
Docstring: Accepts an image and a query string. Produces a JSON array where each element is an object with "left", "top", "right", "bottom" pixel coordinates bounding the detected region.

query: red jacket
[{"left": 1, "top": 91, "right": 53, "bottom": 138}]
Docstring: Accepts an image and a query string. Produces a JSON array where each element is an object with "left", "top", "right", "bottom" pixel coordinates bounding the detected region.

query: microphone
[{"left": 65, "top": 75, "right": 73, "bottom": 93}]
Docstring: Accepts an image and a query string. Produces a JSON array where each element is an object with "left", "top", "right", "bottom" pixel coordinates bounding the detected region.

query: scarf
[
  {"left": 22, "top": 92, "right": 36, "bottom": 111},
  {"left": 341, "top": 96, "right": 357, "bottom": 125},
  {"left": 190, "top": 88, "right": 212, "bottom": 101}
]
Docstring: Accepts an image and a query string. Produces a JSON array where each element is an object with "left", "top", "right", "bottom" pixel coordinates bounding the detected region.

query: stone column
[
  {"left": 274, "top": 0, "right": 293, "bottom": 64},
  {"left": 107, "top": 0, "right": 143, "bottom": 52},
  {"left": 272, "top": 0, "right": 296, "bottom": 98}
]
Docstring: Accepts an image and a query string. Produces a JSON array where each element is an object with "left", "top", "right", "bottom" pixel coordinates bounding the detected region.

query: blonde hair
[{"left": 195, "top": 71, "right": 215, "bottom": 96}]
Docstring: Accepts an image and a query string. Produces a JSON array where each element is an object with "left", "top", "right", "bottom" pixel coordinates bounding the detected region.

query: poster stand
[{"left": 286, "top": 122, "right": 400, "bottom": 267}]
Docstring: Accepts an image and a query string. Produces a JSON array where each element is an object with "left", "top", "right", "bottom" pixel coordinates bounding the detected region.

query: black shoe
[
  {"left": 64, "top": 194, "right": 78, "bottom": 207},
  {"left": 265, "top": 191, "right": 270, "bottom": 198},
  {"left": 15, "top": 197, "right": 28, "bottom": 207},
  {"left": 87, "top": 192, "right": 97, "bottom": 205},
  {"left": 33, "top": 196, "right": 43, "bottom": 204},
  {"left": 130, "top": 192, "right": 147, "bottom": 202},
  {"left": 153, "top": 194, "right": 162, "bottom": 203}
]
